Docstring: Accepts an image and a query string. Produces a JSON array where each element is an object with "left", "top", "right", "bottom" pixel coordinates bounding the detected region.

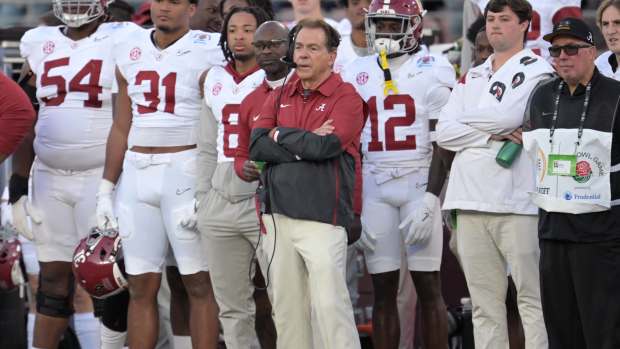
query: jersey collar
[
  {"left": 224, "top": 62, "right": 260, "bottom": 84},
  {"left": 289, "top": 72, "right": 341, "bottom": 98}
]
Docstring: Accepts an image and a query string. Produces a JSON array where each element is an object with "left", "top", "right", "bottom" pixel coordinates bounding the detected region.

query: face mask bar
[
  {"left": 52, "top": 0, "right": 108, "bottom": 28},
  {"left": 365, "top": 13, "right": 422, "bottom": 55}
]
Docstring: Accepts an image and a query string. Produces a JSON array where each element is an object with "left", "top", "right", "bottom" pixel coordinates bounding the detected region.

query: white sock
[
  {"left": 27, "top": 313, "right": 35, "bottom": 349},
  {"left": 173, "top": 335, "right": 192, "bottom": 349},
  {"left": 73, "top": 312, "right": 101, "bottom": 349},
  {"left": 101, "top": 323, "right": 127, "bottom": 349}
]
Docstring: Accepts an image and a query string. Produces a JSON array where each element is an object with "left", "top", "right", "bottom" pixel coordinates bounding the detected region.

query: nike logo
[
  {"left": 415, "top": 182, "right": 428, "bottom": 190},
  {"left": 408, "top": 72, "right": 423, "bottom": 78},
  {"left": 93, "top": 35, "right": 109, "bottom": 42},
  {"left": 176, "top": 188, "right": 191, "bottom": 195},
  {"left": 176, "top": 49, "right": 191, "bottom": 56},
  {"left": 422, "top": 212, "right": 430, "bottom": 222},
  {"left": 541, "top": 112, "right": 553, "bottom": 117},
  {"left": 280, "top": 104, "right": 291, "bottom": 108},
  {"left": 253, "top": 114, "right": 260, "bottom": 121}
]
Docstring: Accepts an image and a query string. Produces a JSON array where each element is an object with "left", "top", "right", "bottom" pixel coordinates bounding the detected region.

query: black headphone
[{"left": 280, "top": 24, "right": 300, "bottom": 68}]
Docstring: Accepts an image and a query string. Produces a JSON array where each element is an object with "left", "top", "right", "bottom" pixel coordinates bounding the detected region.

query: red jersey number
[
  {"left": 367, "top": 95, "right": 417, "bottom": 152},
  {"left": 222, "top": 104, "right": 241, "bottom": 158},
  {"left": 40, "top": 58, "right": 103, "bottom": 107},
  {"left": 135, "top": 71, "right": 177, "bottom": 114}
]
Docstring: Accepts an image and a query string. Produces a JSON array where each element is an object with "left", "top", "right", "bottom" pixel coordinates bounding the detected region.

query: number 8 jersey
[
  {"left": 114, "top": 27, "right": 223, "bottom": 148},
  {"left": 20, "top": 22, "right": 140, "bottom": 170},
  {"left": 203, "top": 64, "right": 265, "bottom": 163},
  {"left": 342, "top": 52, "right": 455, "bottom": 166}
]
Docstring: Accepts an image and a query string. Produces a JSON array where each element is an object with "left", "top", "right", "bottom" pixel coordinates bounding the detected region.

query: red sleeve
[
  {"left": 253, "top": 90, "right": 277, "bottom": 129},
  {"left": 330, "top": 86, "right": 365, "bottom": 151},
  {"left": 0, "top": 72, "right": 35, "bottom": 155},
  {"left": 552, "top": 7, "right": 582, "bottom": 24},
  {"left": 234, "top": 96, "right": 252, "bottom": 180}
]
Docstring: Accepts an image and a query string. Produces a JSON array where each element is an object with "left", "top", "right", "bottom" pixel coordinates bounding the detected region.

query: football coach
[{"left": 249, "top": 18, "right": 363, "bottom": 349}]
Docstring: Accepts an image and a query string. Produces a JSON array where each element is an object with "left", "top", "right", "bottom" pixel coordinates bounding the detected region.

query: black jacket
[{"left": 249, "top": 74, "right": 364, "bottom": 230}]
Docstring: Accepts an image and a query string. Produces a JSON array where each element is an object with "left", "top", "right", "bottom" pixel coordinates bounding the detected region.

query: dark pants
[{"left": 540, "top": 238, "right": 620, "bottom": 349}]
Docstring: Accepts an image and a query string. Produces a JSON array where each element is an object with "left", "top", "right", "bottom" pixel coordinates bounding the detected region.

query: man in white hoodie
[{"left": 436, "top": 0, "right": 553, "bottom": 348}]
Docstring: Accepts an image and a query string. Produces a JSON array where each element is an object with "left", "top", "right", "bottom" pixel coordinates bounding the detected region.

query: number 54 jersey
[
  {"left": 114, "top": 28, "right": 223, "bottom": 147},
  {"left": 342, "top": 52, "right": 455, "bottom": 166},
  {"left": 20, "top": 22, "right": 140, "bottom": 170}
]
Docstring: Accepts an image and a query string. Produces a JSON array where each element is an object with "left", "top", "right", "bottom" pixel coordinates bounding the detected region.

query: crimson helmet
[
  {"left": 52, "top": 0, "right": 114, "bottom": 28},
  {"left": 365, "top": 0, "right": 426, "bottom": 55},
  {"left": 72, "top": 227, "right": 127, "bottom": 299},
  {"left": 0, "top": 225, "right": 24, "bottom": 291}
]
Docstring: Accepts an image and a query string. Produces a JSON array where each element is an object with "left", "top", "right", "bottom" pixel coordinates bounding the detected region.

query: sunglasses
[
  {"left": 252, "top": 39, "right": 287, "bottom": 51},
  {"left": 548, "top": 44, "right": 592, "bottom": 57}
]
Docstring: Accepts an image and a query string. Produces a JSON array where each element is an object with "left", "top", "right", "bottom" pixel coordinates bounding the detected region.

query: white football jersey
[
  {"left": 203, "top": 65, "right": 265, "bottom": 163},
  {"left": 20, "top": 22, "right": 140, "bottom": 170},
  {"left": 342, "top": 52, "right": 455, "bottom": 165},
  {"left": 115, "top": 28, "right": 223, "bottom": 147},
  {"left": 475, "top": 0, "right": 582, "bottom": 59}
]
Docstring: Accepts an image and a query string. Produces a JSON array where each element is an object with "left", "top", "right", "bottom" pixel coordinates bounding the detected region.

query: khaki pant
[
  {"left": 263, "top": 214, "right": 361, "bottom": 349},
  {"left": 199, "top": 190, "right": 268, "bottom": 349},
  {"left": 457, "top": 212, "right": 547, "bottom": 349}
]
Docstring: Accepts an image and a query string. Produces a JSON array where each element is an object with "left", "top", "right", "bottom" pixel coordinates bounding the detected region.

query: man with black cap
[{"left": 523, "top": 17, "right": 620, "bottom": 349}]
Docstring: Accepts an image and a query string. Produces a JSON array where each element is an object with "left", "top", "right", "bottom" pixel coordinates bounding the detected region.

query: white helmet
[{"left": 52, "top": 0, "right": 114, "bottom": 28}]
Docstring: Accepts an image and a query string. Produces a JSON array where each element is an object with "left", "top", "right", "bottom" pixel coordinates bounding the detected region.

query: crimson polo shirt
[{"left": 0, "top": 72, "right": 35, "bottom": 156}]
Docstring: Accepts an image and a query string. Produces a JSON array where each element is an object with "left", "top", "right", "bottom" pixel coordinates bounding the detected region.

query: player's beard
[{"left": 233, "top": 51, "right": 255, "bottom": 63}]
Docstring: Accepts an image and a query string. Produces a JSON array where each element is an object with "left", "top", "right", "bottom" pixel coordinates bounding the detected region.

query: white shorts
[
  {"left": 30, "top": 160, "right": 100, "bottom": 262},
  {"left": 361, "top": 168, "right": 443, "bottom": 274},
  {"left": 116, "top": 149, "right": 208, "bottom": 276}
]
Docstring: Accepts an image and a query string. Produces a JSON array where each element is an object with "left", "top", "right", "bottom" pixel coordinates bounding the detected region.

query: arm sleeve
[
  {"left": 436, "top": 81, "right": 492, "bottom": 152},
  {"left": 195, "top": 105, "right": 218, "bottom": 203},
  {"left": 0, "top": 73, "right": 36, "bottom": 156},
  {"left": 234, "top": 95, "right": 252, "bottom": 180},
  {"left": 275, "top": 90, "right": 364, "bottom": 160},
  {"left": 456, "top": 73, "right": 553, "bottom": 135}
]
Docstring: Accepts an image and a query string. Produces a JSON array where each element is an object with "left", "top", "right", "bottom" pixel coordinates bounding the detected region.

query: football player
[
  {"left": 97, "top": 0, "right": 222, "bottom": 347},
  {"left": 190, "top": 0, "right": 223, "bottom": 33},
  {"left": 341, "top": 1, "right": 455, "bottom": 348},
  {"left": 196, "top": 7, "right": 271, "bottom": 349},
  {"left": 10, "top": 1, "right": 139, "bottom": 348},
  {"left": 474, "top": 0, "right": 581, "bottom": 58},
  {"left": 334, "top": 0, "right": 371, "bottom": 72}
]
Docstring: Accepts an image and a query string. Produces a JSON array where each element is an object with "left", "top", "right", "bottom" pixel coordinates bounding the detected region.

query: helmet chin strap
[{"left": 378, "top": 48, "right": 399, "bottom": 96}]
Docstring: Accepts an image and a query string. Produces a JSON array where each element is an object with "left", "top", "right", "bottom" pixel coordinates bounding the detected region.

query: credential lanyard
[{"left": 549, "top": 81, "right": 591, "bottom": 154}]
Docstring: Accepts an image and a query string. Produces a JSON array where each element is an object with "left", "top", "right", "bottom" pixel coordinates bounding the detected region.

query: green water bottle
[
  {"left": 253, "top": 161, "right": 266, "bottom": 172},
  {"left": 495, "top": 141, "right": 522, "bottom": 168}
]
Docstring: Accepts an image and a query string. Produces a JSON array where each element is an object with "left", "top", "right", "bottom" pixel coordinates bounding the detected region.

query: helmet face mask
[
  {"left": 52, "top": 0, "right": 111, "bottom": 28},
  {"left": 365, "top": 0, "right": 425, "bottom": 55}
]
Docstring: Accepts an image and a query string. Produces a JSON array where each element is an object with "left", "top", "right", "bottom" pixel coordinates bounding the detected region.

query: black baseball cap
[{"left": 543, "top": 18, "right": 594, "bottom": 45}]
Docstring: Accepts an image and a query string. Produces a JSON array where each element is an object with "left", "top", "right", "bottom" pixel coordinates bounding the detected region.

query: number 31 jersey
[
  {"left": 114, "top": 28, "right": 223, "bottom": 147},
  {"left": 20, "top": 22, "right": 140, "bottom": 170},
  {"left": 342, "top": 52, "right": 455, "bottom": 165}
]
